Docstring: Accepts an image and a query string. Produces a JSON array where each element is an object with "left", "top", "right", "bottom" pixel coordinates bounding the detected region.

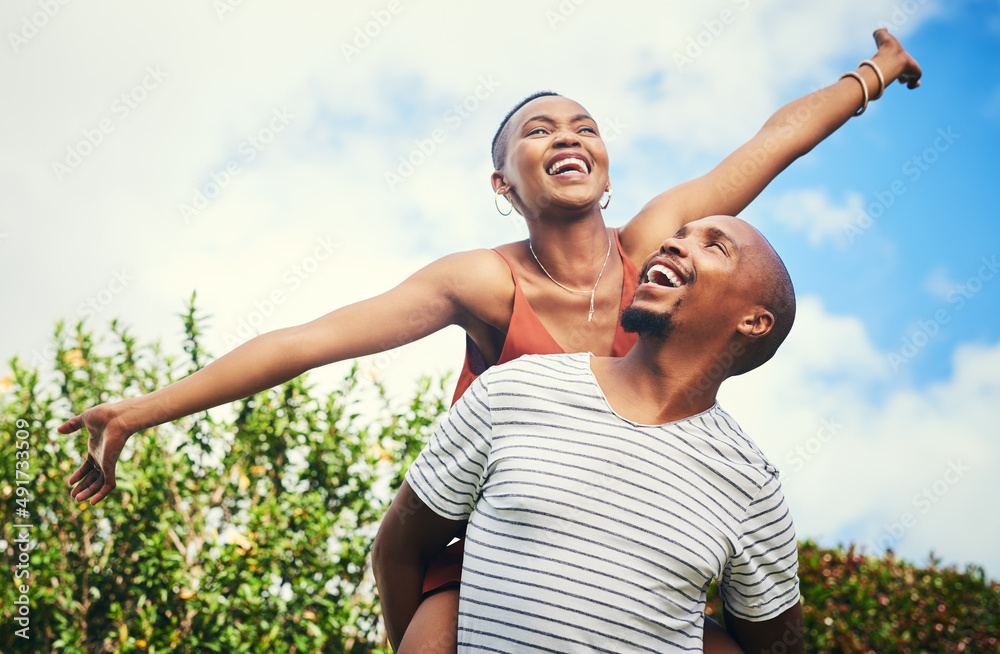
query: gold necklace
[{"left": 528, "top": 233, "right": 612, "bottom": 322}]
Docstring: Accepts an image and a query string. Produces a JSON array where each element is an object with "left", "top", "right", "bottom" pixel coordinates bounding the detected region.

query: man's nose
[{"left": 659, "top": 237, "right": 689, "bottom": 258}]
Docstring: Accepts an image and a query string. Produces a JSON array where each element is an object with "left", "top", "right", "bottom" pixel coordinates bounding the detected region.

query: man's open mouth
[{"left": 646, "top": 264, "right": 685, "bottom": 288}]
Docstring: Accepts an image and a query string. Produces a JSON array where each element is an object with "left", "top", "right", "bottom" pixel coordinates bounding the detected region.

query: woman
[{"left": 60, "top": 28, "right": 920, "bottom": 653}]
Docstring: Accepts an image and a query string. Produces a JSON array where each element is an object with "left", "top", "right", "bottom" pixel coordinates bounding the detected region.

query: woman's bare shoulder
[
  {"left": 425, "top": 246, "right": 519, "bottom": 325},
  {"left": 432, "top": 243, "right": 523, "bottom": 287}
]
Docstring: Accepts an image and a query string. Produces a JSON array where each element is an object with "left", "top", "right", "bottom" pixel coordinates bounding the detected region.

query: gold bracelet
[
  {"left": 859, "top": 59, "right": 886, "bottom": 100},
  {"left": 840, "top": 70, "right": 869, "bottom": 116}
]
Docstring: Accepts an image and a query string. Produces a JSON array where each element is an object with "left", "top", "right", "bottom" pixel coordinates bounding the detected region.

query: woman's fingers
[
  {"left": 871, "top": 27, "right": 922, "bottom": 90},
  {"left": 89, "top": 480, "right": 115, "bottom": 505},
  {"left": 899, "top": 67, "right": 922, "bottom": 89},
  {"left": 67, "top": 457, "right": 95, "bottom": 486},
  {"left": 79, "top": 475, "right": 105, "bottom": 504},
  {"left": 91, "top": 451, "right": 119, "bottom": 504},
  {"left": 71, "top": 458, "right": 118, "bottom": 505},
  {"left": 58, "top": 415, "right": 82, "bottom": 434},
  {"left": 873, "top": 26, "right": 898, "bottom": 49},
  {"left": 77, "top": 475, "right": 104, "bottom": 503},
  {"left": 71, "top": 467, "right": 102, "bottom": 501}
]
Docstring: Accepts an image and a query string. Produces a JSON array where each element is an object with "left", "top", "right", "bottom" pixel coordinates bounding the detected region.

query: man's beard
[{"left": 620, "top": 303, "right": 678, "bottom": 340}]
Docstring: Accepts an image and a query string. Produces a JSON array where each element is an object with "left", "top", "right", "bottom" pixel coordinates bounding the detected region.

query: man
[{"left": 373, "top": 215, "right": 803, "bottom": 653}]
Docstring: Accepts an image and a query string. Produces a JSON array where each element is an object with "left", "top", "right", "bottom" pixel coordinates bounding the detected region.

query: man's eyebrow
[{"left": 706, "top": 226, "right": 738, "bottom": 250}]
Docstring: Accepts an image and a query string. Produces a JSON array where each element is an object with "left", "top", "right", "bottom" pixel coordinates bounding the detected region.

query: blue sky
[
  {"left": 757, "top": 3, "right": 1000, "bottom": 384},
  {"left": 1, "top": 0, "right": 998, "bottom": 578}
]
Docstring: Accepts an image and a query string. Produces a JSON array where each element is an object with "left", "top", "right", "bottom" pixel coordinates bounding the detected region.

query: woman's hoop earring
[
  {"left": 495, "top": 187, "right": 514, "bottom": 216},
  {"left": 601, "top": 183, "right": 613, "bottom": 210}
]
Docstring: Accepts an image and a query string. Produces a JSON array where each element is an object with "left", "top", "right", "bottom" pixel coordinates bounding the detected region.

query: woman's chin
[{"left": 539, "top": 190, "right": 603, "bottom": 213}]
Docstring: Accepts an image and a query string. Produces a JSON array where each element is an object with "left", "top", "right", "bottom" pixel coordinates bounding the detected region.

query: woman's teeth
[{"left": 547, "top": 157, "right": 589, "bottom": 175}]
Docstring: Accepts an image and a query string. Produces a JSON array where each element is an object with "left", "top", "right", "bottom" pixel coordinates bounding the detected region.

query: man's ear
[{"left": 737, "top": 308, "right": 774, "bottom": 339}]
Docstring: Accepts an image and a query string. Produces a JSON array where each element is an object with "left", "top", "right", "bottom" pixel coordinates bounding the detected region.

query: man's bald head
[{"left": 731, "top": 224, "right": 796, "bottom": 375}]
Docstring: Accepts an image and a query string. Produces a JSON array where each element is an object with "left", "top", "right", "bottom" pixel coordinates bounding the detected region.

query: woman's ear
[{"left": 491, "top": 171, "right": 508, "bottom": 193}]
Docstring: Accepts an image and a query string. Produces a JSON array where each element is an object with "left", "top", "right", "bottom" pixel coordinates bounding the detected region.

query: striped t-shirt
[{"left": 406, "top": 353, "right": 800, "bottom": 652}]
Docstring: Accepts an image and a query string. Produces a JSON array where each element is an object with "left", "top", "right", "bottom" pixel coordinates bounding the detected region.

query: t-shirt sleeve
[
  {"left": 404, "top": 373, "right": 493, "bottom": 521},
  {"left": 720, "top": 474, "right": 801, "bottom": 621}
]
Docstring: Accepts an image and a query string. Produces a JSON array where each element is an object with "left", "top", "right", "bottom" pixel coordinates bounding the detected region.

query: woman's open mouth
[{"left": 547, "top": 157, "right": 590, "bottom": 176}]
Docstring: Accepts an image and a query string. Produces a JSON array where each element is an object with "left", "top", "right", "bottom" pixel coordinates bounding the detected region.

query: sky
[{"left": 2, "top": 0, "right": 999, "bottom": 580}]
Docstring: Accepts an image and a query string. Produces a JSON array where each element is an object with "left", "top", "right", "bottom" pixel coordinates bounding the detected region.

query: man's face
[{"left": 624, "top": 216, "right": 762, "bottom": 340}]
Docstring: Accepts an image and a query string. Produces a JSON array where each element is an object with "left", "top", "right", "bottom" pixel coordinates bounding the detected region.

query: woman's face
[{"left": 498, "top": 95, "right": 610, "bottom": 217}]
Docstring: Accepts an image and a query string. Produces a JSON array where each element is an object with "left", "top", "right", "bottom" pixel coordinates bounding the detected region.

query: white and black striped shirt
[{"left": 406, "top": 353, "right": 800, "bottom": 652}]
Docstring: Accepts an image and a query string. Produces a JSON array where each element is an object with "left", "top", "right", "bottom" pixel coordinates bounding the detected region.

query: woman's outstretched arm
[
  {"left": 619, "top": 28, "right": 922, "bottom": 262},
  {"left": 58, "top": 249, "right": 508, "bottom": 505}
]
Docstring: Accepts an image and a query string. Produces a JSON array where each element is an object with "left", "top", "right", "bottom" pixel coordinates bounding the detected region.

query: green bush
[
  {"left": 707, "top": 541, "right": 1000, "bottom": 652},
  {"left": 1, "top": 295, "right": 444, "bottom": 653},
  {"left": 3, "top": 296, "right": 999, "bottom": 652}
]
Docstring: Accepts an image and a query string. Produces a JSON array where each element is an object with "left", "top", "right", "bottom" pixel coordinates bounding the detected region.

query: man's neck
[{"left": 590, "top": 338, "right": 722, "bottom": 425}]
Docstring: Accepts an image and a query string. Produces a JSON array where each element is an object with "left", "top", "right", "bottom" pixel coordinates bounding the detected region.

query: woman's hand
[
  {"left": 873, "top": 27, "right": 922, "bottom": 89},
  {"left": 58, "top": 400, "right": 135, "bottom": 505}
]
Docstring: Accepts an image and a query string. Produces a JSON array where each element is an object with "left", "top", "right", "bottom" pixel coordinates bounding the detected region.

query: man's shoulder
[{"left": 704, "top": 404, "right": 781, "bottom": 479}]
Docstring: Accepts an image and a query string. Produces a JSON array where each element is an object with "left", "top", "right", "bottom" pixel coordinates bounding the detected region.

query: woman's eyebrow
[
  {"left": 523, "top": 114, "right": 554, "bottom": 126},
  {"left": 523, "top": 113, "right": 594, "bottom": 125}
]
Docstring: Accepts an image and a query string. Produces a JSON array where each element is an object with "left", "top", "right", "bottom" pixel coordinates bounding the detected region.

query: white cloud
[
  {"left": 922, "top": 264, "right": 961, "bottom": 301},
  {"left": 720, "top": 295, "right": 1000, "bottom": 577},
  {"left": 761, "top": 188, "right": 866, "bottom": 247}
]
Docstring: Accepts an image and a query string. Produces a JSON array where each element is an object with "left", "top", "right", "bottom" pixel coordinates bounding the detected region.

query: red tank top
[{"left": 451, "top": 228, "right": 639, "bottom": 405}]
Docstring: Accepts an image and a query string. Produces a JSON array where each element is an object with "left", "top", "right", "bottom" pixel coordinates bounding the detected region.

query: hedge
[{"left": 3, "top": 297, "right": 998, "bottom": 652}]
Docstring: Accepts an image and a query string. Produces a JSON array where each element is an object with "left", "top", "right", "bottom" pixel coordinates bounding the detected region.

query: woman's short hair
[{"left": 491, "top": 91, "right": 561, "bottom": 170}]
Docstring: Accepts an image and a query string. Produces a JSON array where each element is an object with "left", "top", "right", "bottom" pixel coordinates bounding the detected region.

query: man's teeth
[
  {"left": 547, "top": 157, "right": 588, "bottom": 175},
  {"left": 647, "top": 264, "right": 683, "bottom": 288}
]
